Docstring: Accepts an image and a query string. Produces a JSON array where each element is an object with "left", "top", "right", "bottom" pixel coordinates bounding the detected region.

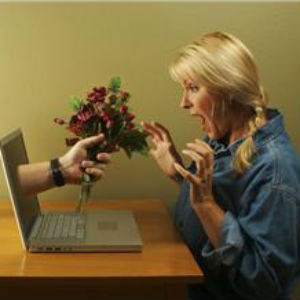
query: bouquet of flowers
[{"left": 54, "top": 76, "right": 149, "bottom": 211}]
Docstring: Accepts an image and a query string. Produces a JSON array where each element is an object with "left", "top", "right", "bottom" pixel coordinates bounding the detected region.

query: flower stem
[{"left": 76, "top": 174, "right": 93, "bottom": 212}]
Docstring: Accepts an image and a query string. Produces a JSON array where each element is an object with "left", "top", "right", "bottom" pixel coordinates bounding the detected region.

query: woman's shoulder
[
  {"left": 256, "top": 127, "right": 299, "bottom": 167},
  {"left": 253, "top": 134, "right": 300, "bottom": 200}
]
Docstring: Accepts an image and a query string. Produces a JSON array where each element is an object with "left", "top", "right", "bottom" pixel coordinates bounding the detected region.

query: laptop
[{"left": 0, "top": 128, "right": 143, "bottom": 253}]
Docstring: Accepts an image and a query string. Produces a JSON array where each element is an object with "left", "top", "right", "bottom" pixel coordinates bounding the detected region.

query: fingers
[
  {"left": 81, "top": 160, "right": 107, "bottom": 181},
  {"left": 203, "top": 171, "right": 212, "bottom": 196},
  {"left": 174, "top": 163, "right": 206, "bottom": 207},
  {"left": 81, "top": 160, "right": 106, "bottom": 169},
  {"left": 141, "top": 121, "right": 163, "bottom": 140},
  {"left": 182, "top": 149, "right": 205, "bottom": 178},
  {"left": 149, "top": 148, "right": 157, "bottom": 158},
  {"left": 186, "top": 139, "right": 214, "bottom": 171},
  {"left": 84, "top": 167, "right": 105, "bottom": 180},
  {"left": 81, "top": 154, "right": 110, "bottom": 171},
  {"left": 174, "top": 163, "right": 201, "bottom": 186},
  {"left": 141, "top": 121, "right": 171, "bottom": 142},
  {"left": 96, "top": 152, "right": 111, "bottom": 163},
  {"left": 78, "top": 134, "right": 105, "bottom": 149},
  {"left": 193, "top": 139, "right": 214, "bottom": 169},
  {"left": 152, "top": 122, "right": 172, "bottom": 140},
  {"left": 180, "top": 139, "right": 214, "bottom": 194}
]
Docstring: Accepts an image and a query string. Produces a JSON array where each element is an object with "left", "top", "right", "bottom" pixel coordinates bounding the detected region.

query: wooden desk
[{"left": 0, "top": 199, "right": 203, "bottom": 300}]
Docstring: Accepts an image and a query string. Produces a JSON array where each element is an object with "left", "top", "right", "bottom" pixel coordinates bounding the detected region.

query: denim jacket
[{"left": 174, "top": 109, "right": 300, "bottom": 300}]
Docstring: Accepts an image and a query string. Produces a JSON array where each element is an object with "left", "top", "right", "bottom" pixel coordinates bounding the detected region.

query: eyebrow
[{"left": 185, "top": 82, "right": 199, "bottom": 88}]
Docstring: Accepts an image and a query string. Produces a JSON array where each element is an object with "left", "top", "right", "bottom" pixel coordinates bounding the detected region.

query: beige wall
[{"left": 0, "top": 2, "right": 299, "bottom": 210}]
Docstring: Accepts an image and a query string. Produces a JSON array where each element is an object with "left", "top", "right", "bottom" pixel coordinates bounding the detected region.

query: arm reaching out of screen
[{"left": 18, "top": 134, "right": 111, "bottom": 197}]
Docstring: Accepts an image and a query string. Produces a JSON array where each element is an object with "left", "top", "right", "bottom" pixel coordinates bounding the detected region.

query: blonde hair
[{"left": 169, "top": 31, "right": 268, "bottom": 174}]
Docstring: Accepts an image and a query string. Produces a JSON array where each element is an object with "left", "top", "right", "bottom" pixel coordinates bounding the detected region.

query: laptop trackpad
[
  {"left": 85, "top": 210, "right": 142, "bottom": 251},
  {"left": 97, "top": 220, "right": 118, "bottom": 231}
]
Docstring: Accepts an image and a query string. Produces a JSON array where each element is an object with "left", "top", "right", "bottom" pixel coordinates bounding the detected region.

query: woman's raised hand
[
  {"left": 141, "top": 121, "right": 183, "bottom": 183},
  {"left": 174, "top": 139, "right": 214, "bottom": 208}
]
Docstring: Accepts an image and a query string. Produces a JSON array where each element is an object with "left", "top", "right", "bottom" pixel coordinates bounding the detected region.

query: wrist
[
  {"left": 50, "top": 158, "right": 66, "bottom": 187},
  {"left": 58, "top": 155, "right": 71, "bottom": 184},
  {"left": 192, "top": 196, "right": 218, "bottom": 214}
]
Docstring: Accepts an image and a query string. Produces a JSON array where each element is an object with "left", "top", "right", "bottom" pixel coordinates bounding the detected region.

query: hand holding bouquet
[{"left": 54, "top": 77, "right": 148, "bottom": 211}]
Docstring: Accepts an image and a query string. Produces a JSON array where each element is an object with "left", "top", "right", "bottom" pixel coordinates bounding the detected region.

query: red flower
[
  {"left": 55, "top": 77, "right": 148, "bottom": 156},
  {"left": 54, "top": 117, "right": 66, "bottom": 125},
  {"left": 94, "top": 86, "right": 106, "bottom": 96},
  {"left": 68, "top": 115, "right": 83, "bottom": 134},
  {"left": 101, "top": 111, "right": 110, "bottom": 123},
  {"left": 119, "top": 104, "right": 128, "bottom": 114},
  {"left": 125, "top": 122, "right": 134, "bottom": 130},
  {"left": 65, "top": 137, "right": 80, "bottom": 146},
  {"left": 54, "top": 76, "right": 149, "bottom": 212},
  {"left": 77, "top": 105, "right": 94, "bottom": 122},
  {"left": 106, "top": 120, "right": 115, "bottom": 129},
  {"left": 120, "top": 90, "right": 130, "bottom": 101},
  {"left": 108, "top": 94, "right": 117, "bottom": 104},
  {"left": 87, "top": 87, "right": 106, "bottom": 103},
  {"left": 125, "top": 112, "right": 135, "bottom": 121}
]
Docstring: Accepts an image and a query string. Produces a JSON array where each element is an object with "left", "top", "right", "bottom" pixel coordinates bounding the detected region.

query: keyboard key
[{"left": 37, "top": 213, "right": 86, "bottom": 241}]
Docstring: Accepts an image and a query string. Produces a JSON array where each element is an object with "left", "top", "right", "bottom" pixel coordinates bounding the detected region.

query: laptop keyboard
[{"left": 32, "top": 213, "right": 86, "bottom": 240}]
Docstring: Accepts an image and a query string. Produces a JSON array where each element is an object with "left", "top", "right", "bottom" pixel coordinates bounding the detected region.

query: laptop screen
[{"left": 0, "top": 129, "right": 40, "bottom": 247}]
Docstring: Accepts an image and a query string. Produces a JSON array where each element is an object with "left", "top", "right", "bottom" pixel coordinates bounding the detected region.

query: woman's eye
[{"left": 189, "top": 85, "right": 199, "bottom": 92}]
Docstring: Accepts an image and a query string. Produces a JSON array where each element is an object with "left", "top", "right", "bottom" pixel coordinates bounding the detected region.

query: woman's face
[{"left": 180, "top": 79, "right": 231, "bottom": 140}]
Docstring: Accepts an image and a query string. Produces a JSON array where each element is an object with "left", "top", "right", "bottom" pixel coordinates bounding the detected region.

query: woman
[{"left": 142, "top": 32, "right": 300, "bottom": 300}]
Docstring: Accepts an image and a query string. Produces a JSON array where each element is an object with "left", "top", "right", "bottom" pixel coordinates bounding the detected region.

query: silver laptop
[{"left": 0, "top": 128, "right": 143, "bottom": 253}]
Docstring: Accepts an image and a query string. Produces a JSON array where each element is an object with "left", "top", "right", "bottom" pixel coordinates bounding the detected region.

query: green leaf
[
  {"left": 108, "top": 76, "right": 121, "bottom": 93},
  {"left": 69, "top": 96, "right": 84, "bottom": 111},
  {"left": 122, "top": 146, "right": 132, "bottom": 159},
  {"left": 109, "top": 116, "right": 124, "bottom": 140},
  {"left": 114, "top": 98, "right": 123, "bottom": 110},
  {"left": 118, "top": 129, "right": 149, "bottom": 158}
]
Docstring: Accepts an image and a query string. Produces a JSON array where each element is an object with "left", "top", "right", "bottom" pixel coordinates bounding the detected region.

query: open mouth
[{"left": 189, "top": 113, "right": 207, "bottom": 131}]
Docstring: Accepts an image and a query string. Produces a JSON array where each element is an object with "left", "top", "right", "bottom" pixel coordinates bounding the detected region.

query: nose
[{"left": 180, "top": 93, "right": 191, "bottom": 109}]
